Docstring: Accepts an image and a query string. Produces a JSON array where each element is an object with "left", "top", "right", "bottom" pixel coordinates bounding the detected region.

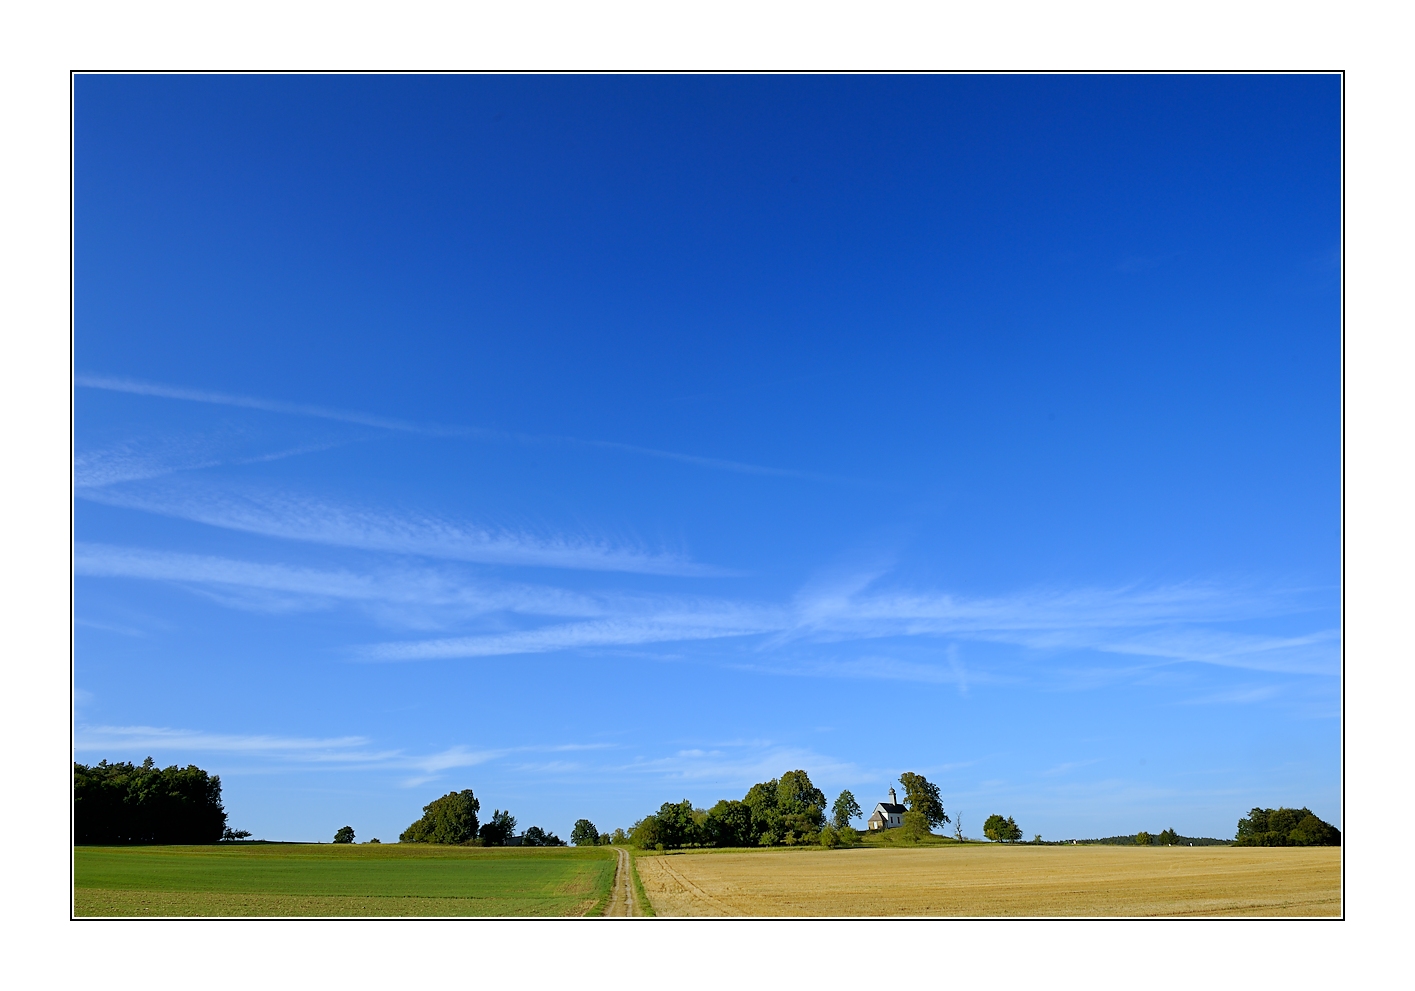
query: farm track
[{"left": 604, "top": 847, "right": 639, "bottom": 917}]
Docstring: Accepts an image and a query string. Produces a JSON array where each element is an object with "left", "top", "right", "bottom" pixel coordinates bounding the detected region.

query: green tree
[
  {"left": 898, "top": 772, "right": 949, "bottom": 829},
  {"left": 653, "top": 800, "right": 699, "bottom": 849},
  {"left": 743, "top": 778, "right": 782, "bottom": 845},
  {"left": 400, "top": 789, "right": 481, "bottom": 844},
  {"left": 775, "top": 770, "right": 827, "bottom": 843},
  {"left": 75, "top": 758, "right": 228, "bottom": 844},
  {"left": 704, "top": 799, "right": 755, "bottom": 847},
  {"left": 611, "top": 827, "right": 628, "bottom": 845},
  {"left": 333, "top": 826, "right": 355, "bottom": 844},
  {"left": 1135, "top": 831, "right": 1153, "bottom": 846},
  {"left": 1158, "top": 828, "right": 1179, "bottom": 846},
  {"left": 629, "top": 815, "right": 664, "bottom": 849},
  {"left": 983, "top": 814, "right": 1022, "bottom": 842},
  {"left": 831, "top": 789, "right": 862, "bottom": 830},
  {"left": 571, "top": 818, "right": 599, "bottom": 847},
  {"left": 478, "top": 808, "right": 517, "bottom": 846}
]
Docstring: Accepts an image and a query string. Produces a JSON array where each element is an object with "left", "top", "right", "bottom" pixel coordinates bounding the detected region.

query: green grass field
[{"left": 74, "top": 843, "right": 617, "bottom": 917}]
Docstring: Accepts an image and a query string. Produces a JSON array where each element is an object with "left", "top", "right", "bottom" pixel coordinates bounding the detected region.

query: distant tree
[
  {"left": 598, "top": 832, "right": 612, "bottom": 845},
  {"left": 571, "top": 819, "right": 599, "bottom": 847},
  {"left": 366, "top": 838, "right": 381, "bottom": 844},
  {"left": 333, "top": 826, "right": 355, "bottom": 844},
  {"left": 831, "top": 790, "right": 862, "bottom": 830},
  {"left": 75, "top": 758, "right": 228, "bottom": 844},
  {"left": 1033, "top": 835, "right": 1042, "bottom": 844},
  {"left": 401, "top": 789, "right": 481, "bottom": 844},
  {"left": 898, "top": 772, "right": 949, "bottom": 829},
  {"left": 1158, "top": 828, "right": 1179, "bottom": 846},
  {"left": 523, "top": 825, "right": 566, "bottom": 847},
  {"left": 222, "top": 828, "right": 252, "bottom": 842},
  {"left": 954, "top": 814, "right": 964, "bottom": 842},
  {"left": 984, "top": 814, "right": 1022, "bottom": 842},
  {"left": 1135, "top": 831, "right": 1153, "bottom": 846},
  {"left": 611, "top": 827, "right": 627, "bottom": 845},
  {"left": 819, "top": 826, "right": 840, "bottom": 848},
  {"left": 478, "top": 809, "right": 517, "bottom": 846},
  {"left": 1236, "top": 807, "right": 1340, "bottom": 847}
]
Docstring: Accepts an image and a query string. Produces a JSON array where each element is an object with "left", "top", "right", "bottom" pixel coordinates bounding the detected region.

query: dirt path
[{"left": 603, "top": 847, "right": 640, "bottom": 917}]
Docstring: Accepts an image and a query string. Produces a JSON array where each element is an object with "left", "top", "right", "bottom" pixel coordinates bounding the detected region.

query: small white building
[{"left": 867, "top": 788, "right": 906, "bottom": 831}]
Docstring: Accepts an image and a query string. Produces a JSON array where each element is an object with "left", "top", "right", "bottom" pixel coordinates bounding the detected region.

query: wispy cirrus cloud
[
  {"left": 362, "top": 602, "right": 783, "bottom": 660},
  {"left": 74, "top": 723, "right": 617, "bottom": 786},
  {"left": 362, "top": 572, "right": 1336, "bottom": 675},
  {"left": 77, "top": 483, "right": 727, "bottom": 576},
  {"left": 75, "top": 542, "right": 603, "bottom": 624},
  {"left": 74, "top": 436, "right": 343, "bottom": 489},
  {"left": 78, "top": 372, "right": 839, "bottom": 482},
  {"left": 73, "top": 724, "right": 392, "bottom": 763},
  {"left": 620, "top": 741, "right": 860, "bottom": 788}
]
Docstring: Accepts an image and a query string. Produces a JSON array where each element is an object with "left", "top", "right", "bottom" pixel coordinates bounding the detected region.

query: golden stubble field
[{"left": 634, "top": 844, "right": 1341, "bottom": 917}]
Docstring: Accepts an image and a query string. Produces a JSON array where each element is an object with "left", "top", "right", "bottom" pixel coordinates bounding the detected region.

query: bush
[
  {"left": 75, "top": 758, "right": 228, "bottom": 844},
  {"left": 400, "top": 789, "right": 481, "bottom": 844},
  {"left": 900, "top": 810, "right": 931, "bottom": 842}
]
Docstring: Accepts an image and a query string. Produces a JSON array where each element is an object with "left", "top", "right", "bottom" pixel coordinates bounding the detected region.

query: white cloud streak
[
  {"left": 363, "top": 574, "right": 1336, "bottom": 675},
  {"left": 77, "top": 372, "right": 835, "bottom": 481},
  {"left": 77, "top": 483, "right": 726, "bottom": 576},
  {"left": 74, "top": 724, "right": 617, "bottom": 784},
  {"left": 75, "top": 542, "right": 605, "bottom": 623},
  {"left": 74, "top": 438, "right": 342, "bottom": 489}
]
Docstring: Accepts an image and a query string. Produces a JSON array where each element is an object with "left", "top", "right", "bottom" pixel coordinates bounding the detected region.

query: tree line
[
  {"left": 75, "top": 759, "right": 230, "bottom": 845},
  {"left": 625, "top": 769, "right": 951, "bottom": 850},
  {"left": 1234, "top": 807, "right": 1340, "bottom": 847}
]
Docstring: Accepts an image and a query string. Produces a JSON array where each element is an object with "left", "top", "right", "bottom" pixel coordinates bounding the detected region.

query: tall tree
[
  {"left": 898, "top": 772, "right": 949, "bottom": 829},
  {"left": 400, "top": 789, "right": 481, "bottom": 844},
  {"left": 333, "top": 826, "right": 355, "bottom": 844},
  {"left": 831, "top": 790, "right": 862, "bottom": 830},
  {"left": 570, "top": 818, "right": 599, "bottom": 847}
]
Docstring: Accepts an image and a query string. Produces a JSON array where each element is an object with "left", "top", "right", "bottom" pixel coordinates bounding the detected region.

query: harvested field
[{"left": 634, "top": 845, "right": 1341, "bottom": 917}]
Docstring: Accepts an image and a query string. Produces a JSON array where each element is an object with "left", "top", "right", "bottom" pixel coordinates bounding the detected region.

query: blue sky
[{"left": 74, "top": 73, "right": 1339, "bottom": 843}]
